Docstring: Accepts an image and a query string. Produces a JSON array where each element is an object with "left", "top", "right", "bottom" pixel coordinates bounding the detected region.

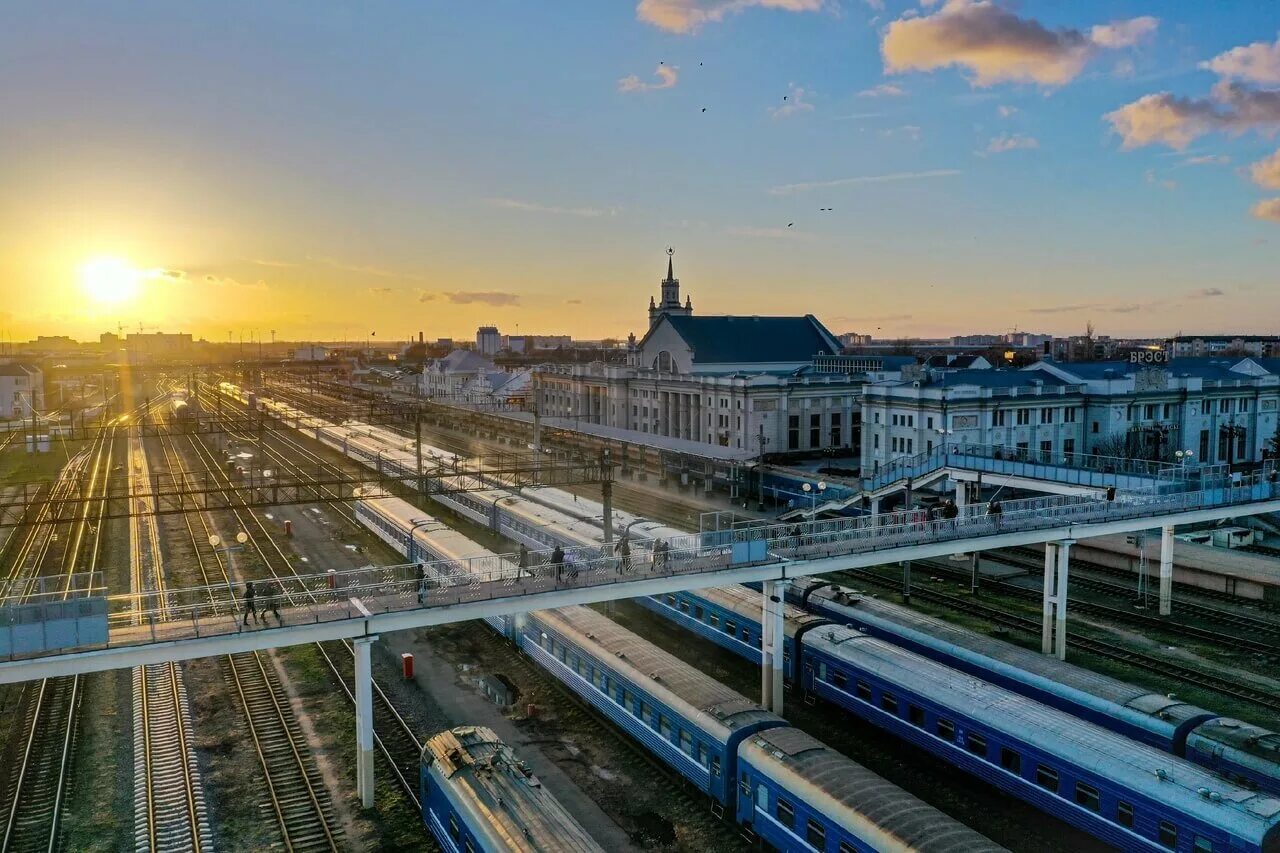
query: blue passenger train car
[
  {"left": 790, "top": 578, "right": 1280, "bottom": 796},
  {"left": 421, "top": 725, "right": 603, "bottom": 852},
  {"left": 801, "top": 625, "right": 1280, "bottom": 853}
]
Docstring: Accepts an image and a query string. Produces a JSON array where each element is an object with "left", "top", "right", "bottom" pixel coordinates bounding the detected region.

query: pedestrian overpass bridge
[
  {"left": 851, "top": 442, "right": 1183, "bottom": 508},
  {"left": 4, "top": 472, "right": 1278, "bottom": 685}
]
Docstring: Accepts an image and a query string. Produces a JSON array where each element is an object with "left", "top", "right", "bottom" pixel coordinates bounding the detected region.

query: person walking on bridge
[
  {"left": 242, "top": 580, "right": 258, "bottom": 626},
  {"left": 258, "top": 578, "right": 283, "bottom": 624},
  {"left": 987, "top": 499, "right": 1003, "bottom": 530},
  {"left": 415, "top": 563, "right": 427, "bottom": 604}
]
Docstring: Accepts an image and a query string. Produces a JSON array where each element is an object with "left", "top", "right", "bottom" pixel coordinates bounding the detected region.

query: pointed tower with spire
[{"left": 649, "top": 247, "right": 693, "bottom": 328}]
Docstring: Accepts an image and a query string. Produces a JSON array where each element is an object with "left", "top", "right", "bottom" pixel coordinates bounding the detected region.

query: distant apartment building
[
  {"left": 1167, "top": 335, "right": 1280, "bottom": 359},
  {"left": 476, "top": 326, "right": 501, "bottom": 356},
  {"left": 0, "top": 362, "right": 44, "bottom": 419},
  {"left": 125, "top": 332, "right": 194, "bottom": 358}
]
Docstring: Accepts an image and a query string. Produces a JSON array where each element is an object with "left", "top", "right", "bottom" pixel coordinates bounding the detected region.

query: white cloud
[
  {"left": 618, "top": 64, "right": 679, "bottom": 93},
  {"left": 1181, "top": 154, "right": 1230, "bottom": 166},
  {"left": 635, "top": 0, "right": 824, "bottom": 34},
  {"left": 1253, "top": 197, "right": 1280, "bottom": 222},
  {"left": 768, "top": 168, "right": 960, "bottom": 195},
  {"left": 1202, "top": 34, "right": 1280, "bottom": 85},
  {"left": 1105, "top": 81, "right": 1280, "bottom": 150},
  {"left": 486, "top": 197, "right": 620, "bottom": 217},
  {"left": 881, "top": 1, "right": 1157, "bottom": 87},
  {"left": 984, "top": 133, "right": 1038, "bottom": 154},
  {"left": 1089, "top": 16, "right": 1159, "bottom": 49},
  {"left": 997, "top": 104, "right": 1018, "bottom": 118},
  {"left": 1250, "top": 148, "right": 1280, "bottom": 189},
  {"left": 858, "top": 83, "right": 906, "bottom": 97}
]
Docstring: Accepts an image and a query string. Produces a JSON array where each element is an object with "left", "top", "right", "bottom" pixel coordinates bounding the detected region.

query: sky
[{"left": 1, "top": 0, "right": 1279, "bottom": 344}]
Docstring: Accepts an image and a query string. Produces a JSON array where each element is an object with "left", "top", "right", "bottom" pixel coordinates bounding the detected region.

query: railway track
[
  {"left": 836, "top": 566, "right": 1280, "bottom": 713},
  {"left": 909, "top": 556, "right": 1280, "bottom": 657},
  {"left": 1, "top": 425, "right": 116, "bottom": 853},
  {"left": 146, "top": 421, "right": 343, "bottom": 853},
  {"left": 129, "top": 432, "right": 211, "bottom": 853},
  {"left": 987, "top": 549, "right": 1280, "bottom": 643},
  {"left": 1006, "top": 544, "right": 1280, "bottom": 615}
]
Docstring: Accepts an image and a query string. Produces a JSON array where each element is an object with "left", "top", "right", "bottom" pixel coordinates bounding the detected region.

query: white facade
[
  {"left": 0, "top": 363, "right": 43, "bottom": 420},
  {"left": 860, "top": 359, "right": 1280, "bottom": 474}
]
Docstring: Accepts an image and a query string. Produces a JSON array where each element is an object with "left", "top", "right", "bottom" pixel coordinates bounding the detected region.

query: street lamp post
[{"left": 801, "top": 481, "right": 827, "bottom": 516}]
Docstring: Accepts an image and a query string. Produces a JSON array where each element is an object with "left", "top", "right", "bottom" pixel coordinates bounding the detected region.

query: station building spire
[{"left": 649, "top": 247, "right": 693, "bottom": 328}]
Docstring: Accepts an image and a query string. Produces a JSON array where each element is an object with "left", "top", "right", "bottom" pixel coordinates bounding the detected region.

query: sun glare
[{"left": 80, "top": 256, "right": 142, "bottom": 304}]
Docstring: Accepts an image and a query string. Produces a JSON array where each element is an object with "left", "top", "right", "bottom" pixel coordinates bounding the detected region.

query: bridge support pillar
[
  {"left": 1041, "top": 541, "right": 1073, "bottom": 659},
  {"left": 1159, "top": 525, "right": 1174, "bottom": 616},
  {"left": 954, "top": 479, "right": 966, "bottom": 506},
  {"left": 1041, "top": 543, "right": 1057, "bottom": 654},
  {"left": 354, "top": 635, "right": 378, "bottom": 808},
  {"left": 761, "top": 579, "right": 787, "bottom": 715}
]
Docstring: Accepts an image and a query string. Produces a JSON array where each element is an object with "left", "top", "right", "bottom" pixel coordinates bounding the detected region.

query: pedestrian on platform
[
  {"left": 617, "top": 538, "right": 632, "bottom": 574},
  {"left": 242, "top": 580, "right": 258, "bottom": 626},
  {"left": 942, "top": 499, "right": 959, "bottom": 532},
  {"left": 415, "top": 563, "right": 426, "bottom": 604},
  {"left": 518, "top": 544, "right": 530, "bottom": 578},
  {"left": 653, "top": 539, "right": 666, "bottom": 571}
]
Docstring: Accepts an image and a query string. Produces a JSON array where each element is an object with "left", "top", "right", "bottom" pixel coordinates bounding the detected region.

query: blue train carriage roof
[
  {"left": 807, "top": 627, "right": 1280, "bottom": 843},
  {"left": 687, "top": 584, "right": 829, "bottom": 638},
  {"left": 743, "top": 726, "right": 1008, "bottom": 853},
  {"left": 422, "top": 726, "right": 604, "bottom": 853},
  {"left": 796, "top": 578, "right": 1215, "bottom": 730},
  {"left": 536, "top": 606, "right": 784, "bottom": 737},
  {"left": 1188, "top": 719, "right": 1280, "bottom": 781}
]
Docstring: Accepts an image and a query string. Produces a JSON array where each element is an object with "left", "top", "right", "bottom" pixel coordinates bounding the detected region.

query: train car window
[
  {"left": 1074, "top": 782, "right": 1100, "bottom": 812},
  {"left": 660, "top": 715, "right": 673, "bottom": 740},
  {"left": 1192, "top": 835, "right": 1212, "bottom": 853},
  {"left": 666, "top": 594, "right": 677, "bottom": 606},
  {"left": 806, "top": 819, "right": 826, "bottom": 849},
  {"left": 1000, "top": 748, "right": 1021, "bottom": 775},
  {"left": 740, "top": 773, "right": 750, "bottom": 797},
  {"left": 880, "top": 693, "right": 898, "bottom": 714},
  {"left": 856, "top": 681, "right": 873, "bottom": 702},
  {"left": 709, "top": 614, "right": 720, "bottom": 628},
  {"left": 1116, "top": 801, "right": 1134, "bottom": 827},
  {"left": 711, "top": 755, "right": 721, "bottom": 777},
  {"left": 464, "top": 840, "right": 476, "bottom": 853},
  {"left": 449, "top": 815, "right": 461, "bottom": 841},
  {"left": 839, "top": 843, "right": 856, "bottom": 853},
  {"left": 908, "top": 705, "right": 926, "bottom": 728},
  {"left": 614, "top": 685, "right": 625, "bottom": 705},
  {"left": 698, "top": 743, "right": 709, "bottom": 767},
  {"left": 966, "top": 733, "right": 987, "bottom": 757},
  {"left": 831, "top": 670, "right": 847, "bottom": 689},
  {"left": 777, "top": 798, "right": 796, "bottom": 830},
  {"left": 937, "top": 719, "right": 956, "bottom": 742},
  {"left": 641, "top": 702, "right": 653, "bottom": 725},
  {"left": 755, "top": 782, "right": 767, "bottom": 809},
  {"left": 694, "top": 606, "right": 704, "bottom": 620},
  {"left": 680, "top": 729, "right": 694, "bottom": 756},
  {"left": 1035, "top": 766, "right": 1059, "bottom": 793},
  {"left": 1158, "top": 821, "right": 1177, "bottom": 849},
  {"left": 678, "top": 601, "right": 690, "bottom": 614},
  {"left": 725, "top": 620, "right": 738, "bottom": 635}
]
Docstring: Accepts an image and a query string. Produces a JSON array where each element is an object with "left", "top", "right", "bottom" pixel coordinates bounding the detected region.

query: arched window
[{"left": 653, "top": 351, "right": 675, "bottom": 373}]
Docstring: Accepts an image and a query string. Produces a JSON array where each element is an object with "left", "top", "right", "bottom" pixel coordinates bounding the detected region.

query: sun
[{"left": 80, "top": 256, "right": 142, "bottom": 304}]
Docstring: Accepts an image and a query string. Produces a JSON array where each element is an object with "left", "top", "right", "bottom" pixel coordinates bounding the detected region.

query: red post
[
  {"left": 327, "top": 569, "right": 337, "bottom": 589},
  {"left": 401, "top": 653, "right": 414, "bottom": 680}
]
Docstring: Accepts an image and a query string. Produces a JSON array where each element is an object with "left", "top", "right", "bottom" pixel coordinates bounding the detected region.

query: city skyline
[{"left": 2, "top": 1, "right": 1279, "bottom": 343}]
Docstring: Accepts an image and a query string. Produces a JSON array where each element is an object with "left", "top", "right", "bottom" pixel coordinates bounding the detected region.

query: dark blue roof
[
  {"left": 933, "top": 369, "right": 1068, "bottom": 389},
  {"left": 660, "top": 314, "right": 841, "bottom": 364}
]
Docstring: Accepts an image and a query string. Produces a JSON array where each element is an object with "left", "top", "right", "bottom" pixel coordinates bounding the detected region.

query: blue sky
[{"left": 1, "top": 1, "right": 1278, "bottom": 342}]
